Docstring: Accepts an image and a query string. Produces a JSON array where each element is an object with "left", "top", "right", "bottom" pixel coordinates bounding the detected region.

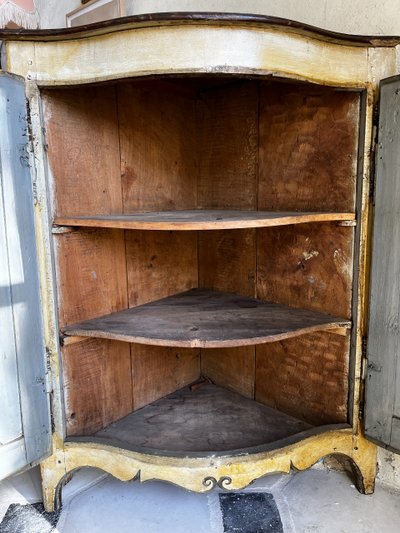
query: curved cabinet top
[{"left": 1, "top": 12, "right": 398, "bottom": 87}]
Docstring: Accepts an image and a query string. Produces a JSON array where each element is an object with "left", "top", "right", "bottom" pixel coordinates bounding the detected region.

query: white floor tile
[{"left": 58, "top": 477, "right": 215, "bottom": 533}]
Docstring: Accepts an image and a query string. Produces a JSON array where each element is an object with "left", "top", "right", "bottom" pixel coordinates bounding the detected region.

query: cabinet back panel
[
  {"left": 255, "top": 331, "right": 349, "bottom": 425},
  {"left": 42, "top": 87, "right": 122, "bottom": 217},
  {"left": 198, "top": 229, "right": 257, "bottom": 397},
  {"left": 197, "top": 81, "right": 258, "bottom": 209},
  {"left": 257, "top": 224, "right": 354, "bottom": 319},
  {"left": 131, "top": 345, "right": 200, "bottom": 411},
  {"left": 201, "top": 347, "right": 255, "bottom": 399},
  {"left": 118, "top": 80, "right": 197, "bottom": 212},
  {"left": 258, "top": 82, "right": 360, "bottom": 212},
  {"left": 125, "top": 230, "right": 199, "bottom": 410},
  {"left": 125, "top": 230, "right": 198, "bottom": 307},
  {"left": 198, "top": 229, "right": 256, "bottom": 297},
  {"left": 63, "top": 339, "right": 132, "bottom": 436}
]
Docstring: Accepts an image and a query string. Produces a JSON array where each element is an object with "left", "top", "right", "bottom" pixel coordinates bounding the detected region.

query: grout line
[{"left": 207, "top": 492, "right": 224, "bottom": 533}]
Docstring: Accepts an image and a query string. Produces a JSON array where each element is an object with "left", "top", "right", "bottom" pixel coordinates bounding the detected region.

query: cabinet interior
[{"left": 42, "top": 76, "right": 361, "bottom": 455}]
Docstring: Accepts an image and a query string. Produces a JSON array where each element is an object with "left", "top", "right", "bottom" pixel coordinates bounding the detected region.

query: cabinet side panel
[
  {"left": 257, "top": 224, "right": 354, "bottom": 319},
  {"left": 255, "top": 331, "right": 349, "bottom": 425},
  {"left": 118, "top": 80, "right": 197, "bottom": 212},
  {"left": 56, "top": 229, "right": 131, "bottom": 434},
  {"left": 197, "top": 81, "right": 258, "bottom": 209},
  {"left": 63, "top": 339, "right": 132, "bottom": 436},
  {"left": 131, "top": 345, "right": 200, "bottom": 411},
  {"left": 55, "top": 229, "right": 128, "bottom": 326},
  {"left": 42, "top": 87, "right": 122, "bottom": 217},
  {"left": 258, "top": 82, "right": 359, "bottom": 212}
]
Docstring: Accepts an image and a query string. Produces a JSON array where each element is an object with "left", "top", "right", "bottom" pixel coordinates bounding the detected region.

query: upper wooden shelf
[
  {"left": 62, "top": 288, "right": 351, "bottom": 348},
  {"left": 54, "top": 210, "right": 355, "bottom": 231}
]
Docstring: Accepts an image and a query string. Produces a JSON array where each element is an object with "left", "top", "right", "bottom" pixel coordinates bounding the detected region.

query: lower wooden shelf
[
  {"left": 69, "top": 383, "right": 314, "bottom": 455},
  {"left": 62, "top": 288, "right": 350, "bottom": 348}
]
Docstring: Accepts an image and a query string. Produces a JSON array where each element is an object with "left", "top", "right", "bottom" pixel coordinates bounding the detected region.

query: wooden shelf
[
  {"left": 54, "top": 210, "right": 355, "bottom": 231},
  {"left": 62, "top": 288, "right": 351, "bottom": 348},
  {"left": 71, "top": 383, "right": 314, "bottom": 455}
]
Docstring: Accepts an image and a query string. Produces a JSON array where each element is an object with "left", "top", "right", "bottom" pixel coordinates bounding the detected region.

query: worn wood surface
[
  {"left": 201, "top": 347, "right": 255, "bottom": 399},
  {"left": 197, "top": 81, "right": 258, "bottom": 209},
  {"left": 55, "top": 210, "right": 355, "bottom": 231},
  {"left": 54, "top": 229, "right": 128, "bottom": 327},
  {"left": 365, "top": 76, "right": 400, "bottom": 451},
  {"left": 257, "top": 223, "right": 354, "bottom": 318},
  {"left": 256, "top": 332, "right": 349, "bottom": 425},
  {"left": 131, "top": 345, "right": 200, "bottom": 411},
  {"left": 62, "top": 339, "right": 132, "bottom": 436},
  {"left": 42, "top": 87, "right": 122, "bottom": 218},
  {"left": 258, "top": 82, "right": 360, "bottom": 212},
  {"left": 41, "top": 428, "right": 377, "bottom": 512},
  {"left": 63, "top": 288, "right": 350, "bottom": 347},
  {"left": 118, "top": 80, "right": 197, "bottom": 212},
  {"left": 4, "top": 24, "right": 370, "bottom": 88},
  {"left": 91, "top": 384, "right": 311, "bottom": 453},
  {"left": 0, "top": 74, "right": 50, "bottom": 475}
]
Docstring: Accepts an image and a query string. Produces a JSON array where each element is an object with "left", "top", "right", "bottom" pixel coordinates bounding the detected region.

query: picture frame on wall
[{"left": 66, "top": 0, "right": 125, "bottom": 27}]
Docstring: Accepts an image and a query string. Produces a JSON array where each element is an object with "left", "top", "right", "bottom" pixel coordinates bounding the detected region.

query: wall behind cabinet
[{"left": 36, "top": 0, "right": 400, "bottom": 35}]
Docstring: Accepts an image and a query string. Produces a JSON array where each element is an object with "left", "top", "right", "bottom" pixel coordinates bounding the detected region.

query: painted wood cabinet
[{"left": 1, "top": 13, "right": 400, "bottom": 511}]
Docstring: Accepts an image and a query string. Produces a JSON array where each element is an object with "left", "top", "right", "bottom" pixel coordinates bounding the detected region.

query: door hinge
[
  {"left": 361, "top": 335, "right": 368, "bottom": 378},
  {"left": 359, "top": 336, "right": 368, "bottom": 420},
  {"left": 44, "top": 347, "right": 53, "bottom": 394},
  {"left": 370, "top": 104, "right": 379, "bottom": 204},
  {"left": 25, "top": 97, "right": 39, "bottom": 205}
]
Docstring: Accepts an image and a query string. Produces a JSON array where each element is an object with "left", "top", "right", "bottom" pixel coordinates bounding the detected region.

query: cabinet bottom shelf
[{"left": 67, "top": 384, "right": 348, "bottom": 457}]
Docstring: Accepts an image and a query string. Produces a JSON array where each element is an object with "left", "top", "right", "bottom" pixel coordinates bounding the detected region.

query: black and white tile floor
[{"left": 1, "top": 467, "right": 400, "bottom": 532}]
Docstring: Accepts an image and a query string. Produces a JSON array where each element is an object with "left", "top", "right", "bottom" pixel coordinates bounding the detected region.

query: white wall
[{"left": 37, "top": 0, "right": 400, "bottom": 35}]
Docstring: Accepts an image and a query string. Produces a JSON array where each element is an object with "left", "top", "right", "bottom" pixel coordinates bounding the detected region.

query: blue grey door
[
  {"left": 365, "top": 75, "right": 400, "bottom": 452},
  {"left": 0, "top": 73, "right": 50, "bottom": 479}
]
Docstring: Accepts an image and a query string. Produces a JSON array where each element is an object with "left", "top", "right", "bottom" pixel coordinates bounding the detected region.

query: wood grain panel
[
  {"left": 197, "top": 81, "right": 258, "bottom": 209},
  {"left": 131, "top": 345, "right": 200, "bottom": 411},
  {"left": 42, "top": 87, "right": 122, "bottom": 217},
  {"left": 63, "top": 339, "right": 132, "bottom": 436},
  {"left": 255, "top": 332, "right": 349, "bottom": 425},
  {"left": 125, "top": 230, "right": 198, "bottom": 307},
  {"left": 55, "top": 228, "right": 128, "bottom": 327},
  {"left": 198, "top": 229, "right": 256, "bottom": 297},
  {"left": 118, "top": 80, "right": 197, "bottom": 212},
  {"left": 201, "top": 347, "right": 255, "bottom": 399},
  {"left": 257, "top": 224, "right": 354, "bottom": 318},
  {"left": 258, "top": 82, "right": 360, "bottom": 212}
]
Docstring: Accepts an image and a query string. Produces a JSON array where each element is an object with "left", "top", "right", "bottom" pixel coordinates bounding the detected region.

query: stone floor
[{"left": 1, "top": 465, "right": 400, "bottom": 532}]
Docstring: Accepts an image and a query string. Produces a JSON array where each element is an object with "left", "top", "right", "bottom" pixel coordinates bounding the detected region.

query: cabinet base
[{"left": 40, "top": 428, "right": 377, "bottom": 512}]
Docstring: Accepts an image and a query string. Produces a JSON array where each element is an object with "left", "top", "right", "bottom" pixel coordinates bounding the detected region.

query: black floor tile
[
  {"left": 0, "top": 502, "right": 61, "bottom": 533},
  {"left": 219, "top": 492, "right": 284, "bottom": 533}
]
